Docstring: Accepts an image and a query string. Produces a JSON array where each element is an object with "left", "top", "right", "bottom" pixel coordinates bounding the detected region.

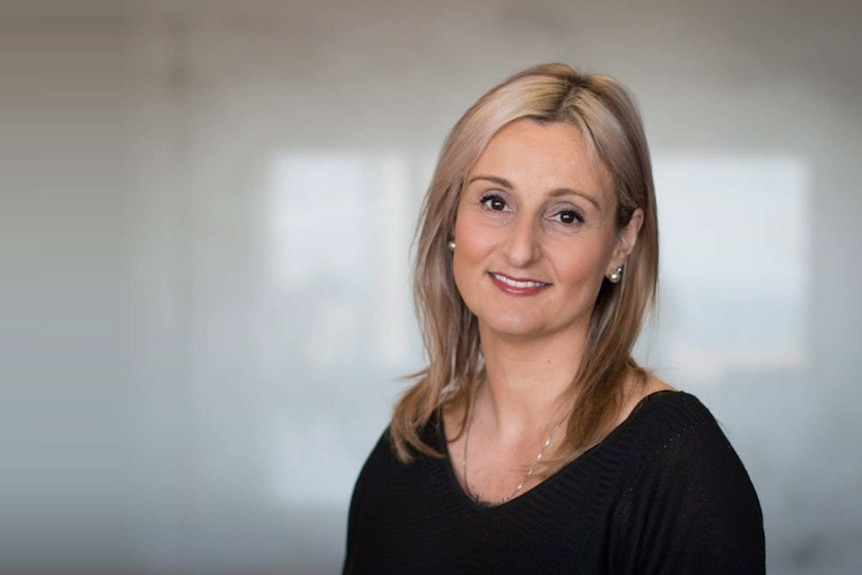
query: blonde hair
[{"left": 390, "top": 63, "right": 658, "bottom": 473}]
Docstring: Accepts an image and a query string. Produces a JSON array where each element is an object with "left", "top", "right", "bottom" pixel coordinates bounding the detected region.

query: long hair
[{"left": 390, "top": 63, "right": 659, "bottom": 473}]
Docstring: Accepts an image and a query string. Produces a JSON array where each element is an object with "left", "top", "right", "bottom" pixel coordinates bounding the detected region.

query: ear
[{"left": 609, "top": 208, "right": 644, "bottom": 272}]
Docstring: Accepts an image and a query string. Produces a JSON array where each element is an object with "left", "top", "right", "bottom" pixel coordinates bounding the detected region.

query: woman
[{"left": 343, "top": 63, "right": 764, "bottom": 574}]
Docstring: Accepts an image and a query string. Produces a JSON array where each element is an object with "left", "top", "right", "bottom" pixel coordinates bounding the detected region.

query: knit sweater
[{"left": 343, "top": 391, "right": 764, "bottom": 574}]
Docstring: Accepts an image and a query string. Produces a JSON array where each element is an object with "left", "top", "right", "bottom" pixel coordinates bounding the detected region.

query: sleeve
[
  {"left": 610, "top": 417, "right": 765, "bottom": 575},
  {"left": 342, "top": 461, "right": 367, "bottom": 575},
  {"left": 342, "top": 427, "right": 390, "bottom": 575}
]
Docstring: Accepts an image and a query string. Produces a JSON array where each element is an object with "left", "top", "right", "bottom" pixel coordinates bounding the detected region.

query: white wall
[{"left": 3, "top": 1, "right": 861, "bottom": 573}]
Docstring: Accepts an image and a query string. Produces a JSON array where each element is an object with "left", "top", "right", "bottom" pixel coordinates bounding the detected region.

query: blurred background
[{"left": 2, "top": 0, "right": 861, "bottom": 573}]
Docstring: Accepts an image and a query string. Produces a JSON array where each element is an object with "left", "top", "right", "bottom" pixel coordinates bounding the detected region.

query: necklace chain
[{"left": 462, "top": 402, "right": 565, "bottom": 505}]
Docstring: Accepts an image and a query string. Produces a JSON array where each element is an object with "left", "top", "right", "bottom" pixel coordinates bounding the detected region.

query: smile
[
  {"left": 490, "top": 273, "right": 549, "bottom": 288},
  {"left": 489, "top": 272, "right": 551, "bottom": 295}
]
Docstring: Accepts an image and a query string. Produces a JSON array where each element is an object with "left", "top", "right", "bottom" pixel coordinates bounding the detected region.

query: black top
[{"left": 343, "top": 391, "right": 764, "bottom": 574}]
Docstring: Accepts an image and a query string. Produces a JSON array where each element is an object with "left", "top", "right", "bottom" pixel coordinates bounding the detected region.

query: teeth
[{"left": 492, "top": 273, "right": 547, "bottom": 289}]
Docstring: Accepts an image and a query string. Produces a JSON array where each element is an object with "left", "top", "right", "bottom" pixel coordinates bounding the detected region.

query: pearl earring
[
  {"left": 448, "top": 240, "right": 456, "bottom": 251},
  {"left": 608, "top": 266, "right": 623, "bottom": 284}
]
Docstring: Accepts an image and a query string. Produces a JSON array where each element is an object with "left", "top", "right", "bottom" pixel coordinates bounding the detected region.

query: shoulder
[
  {"left": 352, "top": 425, "right": 405, "bottom": 489},
  {"left": 349, "top": 427, "right": 392, "bottom": 510},
  {"left": 344, "top": 427, "right": 394, "bottom": 574},
  {"left": 344, "top": 421, "right": 453, "bottom": 572},
  {"left": 609, "top": 390, "right": 765, "bottom": 573},
  {"left": 622, "top": 390, "right": 751, "bottom": 484},
  {"left": 627, "top": 389, "right": 721, "bottom": 440},
  {"left": 612, "top": 373, "right": 675, "bottom": 429},
  {"left": 351, "top": 418, "right": 444, "bottom": 497}
]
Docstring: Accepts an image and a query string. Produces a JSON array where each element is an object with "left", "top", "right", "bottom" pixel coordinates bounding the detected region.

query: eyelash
[
  {"left": 479, "top": 193, "right": 585, "bottom": 226},
  {"left": 480, "top": 193, "right": 508, "bottom": 212},
  {"left": 553, "top": 209, "right": 585, "bottom": 225}
]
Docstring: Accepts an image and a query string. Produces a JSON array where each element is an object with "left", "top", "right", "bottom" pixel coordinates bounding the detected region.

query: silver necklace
[{"left": 462, "top": 402, "right": 565, "bottom": 505}]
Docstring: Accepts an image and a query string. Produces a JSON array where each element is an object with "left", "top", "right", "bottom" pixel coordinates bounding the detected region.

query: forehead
[{"left": 469, "top": 118, "right": 612, "bottom": 198}]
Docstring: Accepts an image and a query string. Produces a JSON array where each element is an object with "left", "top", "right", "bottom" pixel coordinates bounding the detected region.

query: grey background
[{"left": 2, "top": 1, "right": 861, "bottom": 573}]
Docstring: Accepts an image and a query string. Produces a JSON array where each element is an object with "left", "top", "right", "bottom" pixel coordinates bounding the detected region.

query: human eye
[
  {"left": 480, "top": 193, "right": 509, "bottom": 212},
  {"left": 552, "top": 207, "right": 585, "bottom": 225}
]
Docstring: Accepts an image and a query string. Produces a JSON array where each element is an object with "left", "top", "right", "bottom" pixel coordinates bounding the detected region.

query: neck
[{"left": 475, "top": 325, "right": 587, "bottom": 441}]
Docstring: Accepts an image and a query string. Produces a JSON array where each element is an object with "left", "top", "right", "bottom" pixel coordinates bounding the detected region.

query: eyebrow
[{"left": 467, "top": 174, "right": 601, "bottom": 210}]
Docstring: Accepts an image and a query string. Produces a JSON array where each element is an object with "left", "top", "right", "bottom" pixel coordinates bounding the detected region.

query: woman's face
[{"left": 452, "top": 118, "right": 642, "bottom": 343}]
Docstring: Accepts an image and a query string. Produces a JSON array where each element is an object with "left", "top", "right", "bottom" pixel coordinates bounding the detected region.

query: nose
[{"left": 503, "top": 215, "right": 542, "bottom": 267}]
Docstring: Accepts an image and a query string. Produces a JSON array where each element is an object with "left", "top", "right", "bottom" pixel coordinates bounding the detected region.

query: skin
[{"left": 445, "top": 118, "right": 672, "bottom": 503}]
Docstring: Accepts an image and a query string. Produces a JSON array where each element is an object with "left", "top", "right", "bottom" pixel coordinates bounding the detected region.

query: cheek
[
  {"left": 554, "top": 240, "right": 612, "bottom": 288},
  {"left": 451, "top": 237, "right": 483, "bottom": 292},
  {"left": 451, "top": 250, "right": 482, "bottom": 316},
  {"left": 559, "top": 257, "right": 600, "bottom": 285},
  {"left": 451, "top": 220, "right": 471, "bottom": 290},
  {"left": 451, "top": 216, "right": 496, "bottom": 300},
  {"left": 453, "top": 215, "right": 493, "bottom": 267}
]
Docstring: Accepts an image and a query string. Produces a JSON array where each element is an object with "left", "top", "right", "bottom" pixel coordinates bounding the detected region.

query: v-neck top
[{"left": 343, "top": 391, "right": 764, "bottom": 574}]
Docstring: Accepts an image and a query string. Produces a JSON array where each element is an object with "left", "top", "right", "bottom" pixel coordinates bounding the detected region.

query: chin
[{"left": 481, "top": 313, "right": 542, "bottom": 338}]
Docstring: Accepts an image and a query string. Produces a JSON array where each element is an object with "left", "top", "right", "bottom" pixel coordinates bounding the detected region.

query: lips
[{"left": 489, "top": 272, "right": 551, "bottom": 295}]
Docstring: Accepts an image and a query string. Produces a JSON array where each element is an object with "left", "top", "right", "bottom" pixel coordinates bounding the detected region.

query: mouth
[{"left": 488, "top": 272, "right": 551, "bottom": 290}]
